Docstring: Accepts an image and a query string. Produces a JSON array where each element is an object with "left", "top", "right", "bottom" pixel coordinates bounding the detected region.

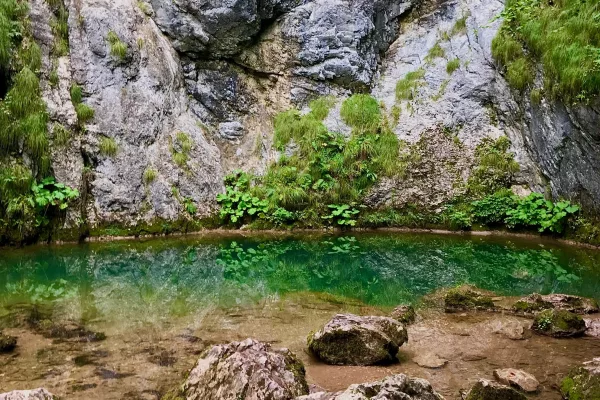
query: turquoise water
[{"left": 0, "top": 232, "right": 599, "bottom": 328}]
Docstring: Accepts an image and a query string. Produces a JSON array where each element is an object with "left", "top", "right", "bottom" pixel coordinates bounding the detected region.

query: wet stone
[
  {"left": 296, "top": 374, "right": 444, "bottom": 400},
  {"left": 465, "top": 379, "right": 527, "bottom": 400},
  {"left": 493, "top": 368, "right": 539, "bottom": 392},
  {"left": 35, "top": 319, "right": 106, "bottom": 343},
  {"left": 414, "top": 353, "right": 448, "bottom": 369},
  {"left": 444, "top": 287, "right": 495, "bottom": 313},
  {"left": 0, "top": 334, "right": 17, "bottom": 353},
  {"left": 512, "top": 293, "right": 599, "bottom": 315},
  {"left": 308, "top": 314, "right": 408, "bottom": 365}
]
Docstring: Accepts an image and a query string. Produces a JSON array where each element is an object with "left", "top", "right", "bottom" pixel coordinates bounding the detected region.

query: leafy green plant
[
  {"left": 322, "top": 204, "right": 360, "bottom": 227},
  {"left": 216, "top": 171, "right": 269, "bottom": 224},
  {"left": 99, "top": 137, "right": 118, "bottom": 157},
  {"left": 471, "top": 189, "right": 518, "bottom": 225},
  {"left": 505, "top": 193, "right": 580, "bottom": 233},
  {"left": 183, "top": 197, "right": 197, "bottom": 216},
  {"left": 106, "top": 30, "right": 127, "bottom": 61}
]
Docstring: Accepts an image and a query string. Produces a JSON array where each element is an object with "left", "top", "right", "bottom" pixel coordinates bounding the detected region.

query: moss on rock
[
  {"left": 391, "top": 305, "right": 416, "bottom": 325},
  {"left": 532, "top": 309, "right": 586, "bottom": 338},
  {"left": 465, "top": 379, "right": 527, "bottom": 400},
  {"left": 561, "top": 359, "right": 600, "bottom": 400},
  {"left": 444, "top": 287, "right": 495, "bottom": 313}
]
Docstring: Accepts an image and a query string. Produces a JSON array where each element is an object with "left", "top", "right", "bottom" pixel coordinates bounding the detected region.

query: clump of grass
[
  {"left": 136, "top": 1, "right": 152, "bottom": 16},
  {"left": 143, "top": 167, "right": 157, "bottom": 184},
  {"left": 451, "top": 13, "right": 469, "bottom": 36},
  {"left": 395, "top": 68, "right": 426, "bottom": 101},
  {"left": 340, "top": 94, "right": 381, "bottom": 130},
  {"left": 171, "top": 132, "right": 192, "bottom": 169},
  {"left": 70, "top": 84, "right": 83, "bottom": 104},
  {"left": 446, "top": 58, "right": 460, "bottom": 74},
  {"left": 308, "top": 96, "right": 336, "bottom": 121},
  {"left": 49, "top": 68, "right": 59, "bottom": 87},
  {"left": 52, "top": 123, "right": 70, "bottom": 146},
  {"left": 50, "top": 4, "right": 69, "bottom": 57},
  {"left": 99, "top": 136, "right": 118, "bottom": 157},
  {"left": 75, "top": 103, "right": 95, "bottom": 123},
  {"left": 530, "top": 88, "right": 542, "bottom": 105},
  {"left": 273, "top": 109, "right": 327, "bottom": 153},
  {"left": 107, "top": 30, "right": 127, "bottom": 61},
  {"left": 390, "top": 105, "right": 401, "bottom": 125},
  {"left": 425, "top": 42, "right": 445, "bottom": 63},
  {"left": 506, "top": 57, "right": 534, "bottom": 92},
  {"left": 491, "top": 30, "right": 524, "bottom": 66},
  {"left": 493, "top": 0, "right": 600, "bottom": 100}
]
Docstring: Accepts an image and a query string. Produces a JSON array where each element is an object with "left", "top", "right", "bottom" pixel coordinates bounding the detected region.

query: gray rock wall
[{"left": 30, "top": 0, "right": 600, "bottom": 229}]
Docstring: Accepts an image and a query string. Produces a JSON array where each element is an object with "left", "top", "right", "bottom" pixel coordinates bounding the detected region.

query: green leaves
[
  {"left": 323, "top": 204, "right": 360, "bottom": 227},
  {"left": 216, "top": 172, "right": 269, "bottom": 224},
  {"left": 502, "top": 193, "right": 579, "bottom": 233}
]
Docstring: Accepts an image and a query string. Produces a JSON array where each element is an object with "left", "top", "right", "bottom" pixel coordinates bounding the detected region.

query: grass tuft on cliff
[{"left": 493, "top": 0, "right": 600, "bottom": 101}]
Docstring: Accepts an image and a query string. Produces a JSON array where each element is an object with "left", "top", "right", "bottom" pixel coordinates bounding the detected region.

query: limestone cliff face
[{"left": 31, "top": 0, "right": 600, "bottom": 228}]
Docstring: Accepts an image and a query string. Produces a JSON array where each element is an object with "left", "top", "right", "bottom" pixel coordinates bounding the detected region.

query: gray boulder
[
  {"left": 183, "top": 338, "right": 308, "bottom": 400},
  {"left": 0, "top": 389, "right": 54, "bottom": 400},
  {"left": 296, "top": 374, "right": 444, "bottom": 400},
  {"left": 307, "top": 314, "right": 408, "bottom": 365}
]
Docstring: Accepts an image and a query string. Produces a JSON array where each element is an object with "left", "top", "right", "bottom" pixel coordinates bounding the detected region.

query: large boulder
[
  {"left": 296, "top": 374, "right": 444, "bottom": 400},
  {"left": 493, "top": 368, "right": 539, "bottom": 393},
  {"left": 561, "top": 358, "right": 600, "bottom": 400},
  {"left": 465, "top": 379, "right": 527, "bottom": 400},
  {"left": 0, "top": 389, "right": 54, "bottom": 400},
  {"left": 531, "top": 309, "right": 587, "bottom": 338},
  {"left": 444, "top": 287, "right": 495, "bottom": 313},
  {"left": 307, "top": 314, "right": 408, "bottom": 365},
  {"left": 182, "top": 338, "right": 308, "bottom": 400},
  {"left": 512, "top": 293, "right": 599, "bottom": 315}
]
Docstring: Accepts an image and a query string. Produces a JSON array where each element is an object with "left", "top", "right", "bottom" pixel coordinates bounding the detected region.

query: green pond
[{"left": 0, "top": 232, "right": 599, "bottom": 329}]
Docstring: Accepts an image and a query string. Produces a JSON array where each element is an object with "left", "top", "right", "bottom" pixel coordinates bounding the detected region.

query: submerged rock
[
  {"left": 183, "top": 338, "right": 308, "bottom": 400},
  {"left": 561, "top": 358, "right": 600, "bottom": 400},
  {"left": 35, "top": 320, "right": 106, "bottom": 342},
  {"left": 307, "top": 314, "right": 408, "bottom": 365},
  {"left": 391, "top": 305, "right": 417, "bottom": 325},
  {"left": 512, "top": 293, "right": 599, "bottom": 315},
  {"left": 296, "top": 374, "right": 444, "bottom": 400},
  {"left": 531, "top": 309, "right": 587, "bottom": 338},
  {"left": 0, "top": 334, "right": 17, "bottom": 353},
  {"left": 414, "top": 353, "right": 448, "bottom": 369},
  {"left": 0, "top": 388, "right": 54, "bottom": 400},
  {"left": 465, "top": 379, "right": 527, "bottom": 400},
  {"left": 444, "top": 287, "right": 495, "bottom": 313},
  {"left": 493, "top": 368, "right": 539, "bottom": 393}
]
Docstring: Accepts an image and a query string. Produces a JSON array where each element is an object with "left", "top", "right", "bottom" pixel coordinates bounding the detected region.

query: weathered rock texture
[
  {"left": 183, "top": 338, "right": 309, "bottom": 400},
  {"left": 307, "top": 314, "right": 408, "bottom": 365},
  {"left": 0, "top": 389, "right": 54, "bottom": 400},
  {"left": 513, "top": 293, "right": 599, "bottom": 315},
  {"left": 296, "top": 374, "right": 444, "bottom": 400},
  {"left": 27, "top": 0, "right": 600, "bottom": 229}
]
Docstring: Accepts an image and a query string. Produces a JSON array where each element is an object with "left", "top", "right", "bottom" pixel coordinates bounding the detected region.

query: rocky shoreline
[{"left": 1, "top": 288, "right": 599, "bottom": 399}]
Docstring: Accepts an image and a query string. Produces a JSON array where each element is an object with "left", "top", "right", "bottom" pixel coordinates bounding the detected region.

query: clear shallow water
[{"left": 0, "top": 232, "right": 599, "bottom": 330}]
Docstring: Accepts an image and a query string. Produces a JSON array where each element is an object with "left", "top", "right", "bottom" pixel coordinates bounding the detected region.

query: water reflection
[{"left": 0, "top": 233, "right": 599, "bottom": 330}]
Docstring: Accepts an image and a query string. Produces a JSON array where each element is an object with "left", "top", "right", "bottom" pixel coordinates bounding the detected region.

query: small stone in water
[{"left": 494, "top": 368, "right": 540, "bottom": 392}]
